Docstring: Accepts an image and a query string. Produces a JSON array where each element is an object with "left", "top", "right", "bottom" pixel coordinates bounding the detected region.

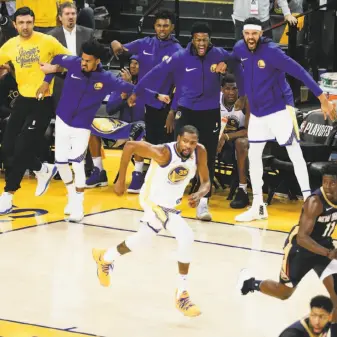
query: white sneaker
[
  {"left": 196, "top": 202, "right": 212, "bottom": 221},
  {"left": 0, "top": 192, "right": 13, "bottom": 214},
  {"left": 235, "top": 203, "right": 268, "bottom": 222},
  {"left": 34, "top": 163, "right": 57, "bottom": 196},
  {"left": 68, "top": 192, "right": 84, "bottom": 222}
]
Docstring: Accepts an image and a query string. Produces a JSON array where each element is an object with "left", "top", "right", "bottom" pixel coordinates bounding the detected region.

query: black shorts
[{"left": 279, "top": 237, "right": 334, "bottom": 287}]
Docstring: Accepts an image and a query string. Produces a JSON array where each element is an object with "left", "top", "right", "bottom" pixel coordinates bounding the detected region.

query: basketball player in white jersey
[
  {"left": 92, "top": 125, "right": 210, "bottom": 317},
  {"left": 217, "top": 74, "right": 250, "bottom": 209}
]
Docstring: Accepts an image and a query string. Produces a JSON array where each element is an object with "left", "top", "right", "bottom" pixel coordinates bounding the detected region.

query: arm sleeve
[
  {"left": 134, "top": 52, "right": 180, "bottom": 96},
  {"left": 44, "top": 55, "right": 79, "bottom": 83},
  {"left": 277, "top": 0, "right": 291, "bottom": 16},
  {"left": 124, "top": 39, "right": 143, "bottom": 55},
  {"left": 106, "top": 92, "right": 125, "bottom": 115},
  {"left": 268, "top": 46, "right": 323, "bottom": 97}
]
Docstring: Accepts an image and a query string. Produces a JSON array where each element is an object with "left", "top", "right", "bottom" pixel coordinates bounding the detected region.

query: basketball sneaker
[
  {"left": 64, "top": 191, "right": 75, "bottom": 215},
  {"left": 175, "top": 290, "right": 201, "bottom": 317},
  {"left": 196, "top": 202, "right": 212, "bottom": 221},
  {"left": 236, "top": 268, "right": 256, "bottom": 295},
  {"left": 34, "top": 163, "right": 57, "bottom": 196},
  {"left": 67, "top": 192, "right": 84, "bottom": 222},
  {"left": 86, "top": 167, "right": 108, "bottom": 188},
  {"left": 92, "top": 248, "right": 114, "bottom": 287},
  {"left": 127, "top": 171, "right": 144, "bottom": 193},
  {"left": 235, "top": 203, "right": 268, "bottom": 222},
  {"left": 0, "top": 192, "right": 13, "bottom": 214}
]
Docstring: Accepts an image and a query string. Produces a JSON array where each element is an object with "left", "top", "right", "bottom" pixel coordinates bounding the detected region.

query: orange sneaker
[
  {"left": 92, "top": 248, "right": 113, "bottom": 287},
  {"left": 175, "top": 290, "right": 201, "bottom": 317}
]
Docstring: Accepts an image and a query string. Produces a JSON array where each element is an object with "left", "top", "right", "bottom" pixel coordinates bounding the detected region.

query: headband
[{"left": 243, "top": 24, "right": 262, "bottom": 31}]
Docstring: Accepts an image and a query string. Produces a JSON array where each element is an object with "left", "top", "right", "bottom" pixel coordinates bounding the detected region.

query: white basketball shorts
[
  {"left": 55, "top": 116, "right": 91, "bottom": 164},
  {"left": 248, "top": 106, "right": 300, "bottom": 146}
]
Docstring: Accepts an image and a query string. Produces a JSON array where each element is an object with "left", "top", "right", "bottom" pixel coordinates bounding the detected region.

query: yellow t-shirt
[
  {"left": 0, "top": 32, "right": 71, "bottom": 97},
  {"left": 16, "top": 0, "right": 73, "bottom": 27}
]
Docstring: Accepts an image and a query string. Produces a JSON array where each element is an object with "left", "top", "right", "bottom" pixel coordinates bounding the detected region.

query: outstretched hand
[
  {"left": 188, "top": 192, "right": 201, "bottom": 208},
  {"left": 113, "top": 179, "right": 126, "bottom": 196}
]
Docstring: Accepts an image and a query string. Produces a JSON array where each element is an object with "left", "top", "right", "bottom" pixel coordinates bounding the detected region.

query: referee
[
  {"left": 0, "top": 7, "right": 70, "bottom": 214},
  {"left": 134, "top": 22, "right": 243, "bottom": 221}
]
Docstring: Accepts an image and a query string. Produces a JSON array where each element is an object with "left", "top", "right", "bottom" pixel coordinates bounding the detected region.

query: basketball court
[{"left": 0, "top": 150, "right": 331, "bottom": 337}]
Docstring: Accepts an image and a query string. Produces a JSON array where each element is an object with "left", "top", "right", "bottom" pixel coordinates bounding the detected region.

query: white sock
[
  {"left": 93, "top": 157, "right": 103, "bottom": 171},
  {"left": 199, "top": 197, "right": 208, "bottom": 207},
  {"left": 303, "top": 191, "right": 311, "bottom": 201},
  {"left": 104, "top": 247, "right": 121, "bottom": 263},
  {"left": 134, "top": 161, "right": 144, "bottom": 173},
  {"left": 3, "top": 192, "right": 13, "bottom": 200},
  {"left": 177, "top": 274, "right": 188, "bottom": 298},
  {"left": 239, "top": 183, "right": 247, "bottom": 193},
  {"left": 39, "top": 163, "right": 48, "bottom": 174},
  {"left": 66, "top": 183, "right": 76, "bottom": 195}
]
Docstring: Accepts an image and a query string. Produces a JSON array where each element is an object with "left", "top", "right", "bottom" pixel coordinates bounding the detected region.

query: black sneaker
[
  {"left": 230, "top": 188, "right": 249, "bottom": 209},
  {"left": 236, "top": 269, "right": 255, "bottom": 295}
]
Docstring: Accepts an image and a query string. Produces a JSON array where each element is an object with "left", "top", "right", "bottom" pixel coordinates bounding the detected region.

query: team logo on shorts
[
  {"left": 210, "top": 64, "right": 217, "bottom": 73},
  {"left": 94, "top": 82, "right": 103, "bottom": 90},
  {"left": 257, "top": 60, "right": 266, "bottom": 69},
  {"left": 162, "top": 55, "right": 170, "bottom": 61},
  {"left": 175, "top": 111, "right": 182, "bottom": 120},
  {"left": 168, "top": 166, "right": 189, "bottom": 183}
]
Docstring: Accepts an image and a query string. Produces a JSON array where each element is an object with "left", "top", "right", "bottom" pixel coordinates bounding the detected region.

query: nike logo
[
  {"left": 143, "top": 50, "right": 153, "bottom": 55},
  {"left": 186, "top": 68, "right": 197, "bottom": 72},
  {"left": 241, "top": 58, "right": 248, "bottom": 62},
  {"left": 28, "top": 127, "right": 35, "bottom": 130},
  {"left": 213, "top": 128, "right": 219, "bottom": 133},
  {"left": 71, "top": 74, "right": 81, "bottom": 80},
  {"left": 327, "top": 207, "right": 334, "bottom": 211}
]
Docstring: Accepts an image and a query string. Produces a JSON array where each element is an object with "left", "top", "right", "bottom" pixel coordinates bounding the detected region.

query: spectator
[
  {"left": 48, "top": 2, "right": 94, "bottom": 105},
  {"left": 86, "top": 56, "right": 147, "bottom": 191},
  {"left": 232, "top": 0, "right": 298, "bottom": 40},
  {"left": 217, "top": 74, "right": 250, "bottom": 209},
  {"left": 110, "top": 8, "right": 182, "bottom": 192},
  {"left": 0, "top": 7, "right": 71, "bottom": 214}
]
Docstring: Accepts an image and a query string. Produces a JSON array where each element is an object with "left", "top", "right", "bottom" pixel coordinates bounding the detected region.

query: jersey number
[{"left": 323, "top": 221, "right": 336, "bottom": 237}]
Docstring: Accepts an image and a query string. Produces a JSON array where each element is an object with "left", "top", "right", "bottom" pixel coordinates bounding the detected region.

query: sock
[
  {"left": 252, "top": 279, "right": 262, "bottom": 291},
  {"left": 39, "top": 163, "right": 48, "bottom": 174},
  {"left": 302, "top": 190, "right": 311, "bottom": 201},
  {"left": 104, "top": 247, "right": 121, "bottom": 263},
  {"left": 3, "top": 192, "right": 13, "bottom": 200},
  {"left": 331, "top": 323, "right": 337, "bottom": 337},
  {"left": 177, "top": 274, "right": 188, "bottom": 298},
  {"left": 239, "top": 183, "right": 247, "bottom": 193},
  {"left": 93, "top": 157, "right": 103, "bottom": 171},
  {"left": 134, "top": 161, "right": 144, "bottom": 173},
  {"left": 66, "top": 183, "right": 76, "bottom": 195},
  {"left": 199, "top": 197, "right": 208, "bottom": 207}
]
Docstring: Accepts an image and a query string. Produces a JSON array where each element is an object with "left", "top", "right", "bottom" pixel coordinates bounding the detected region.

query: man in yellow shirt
[
  {"left": 0, "top": 6, "right": 71, "bottom": 214},
  {"left": 16, "top": 0, "right": 73, "bottom": 32}
]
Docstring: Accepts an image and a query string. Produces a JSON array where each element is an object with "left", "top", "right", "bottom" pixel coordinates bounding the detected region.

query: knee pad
[
  {"left": 71, "top": 161, "right": 86, "bottom": 188},
  {"left": 125, "top": 222, "right": 156, "bottom": 252}
]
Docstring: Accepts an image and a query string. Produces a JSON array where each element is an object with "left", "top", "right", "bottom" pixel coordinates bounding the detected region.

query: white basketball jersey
[
  {"left": 220, "top": 93, "right": 245, "bottom": 132},
  {"left": 139, "top": 142, "right": 197, "bottom": 209}
]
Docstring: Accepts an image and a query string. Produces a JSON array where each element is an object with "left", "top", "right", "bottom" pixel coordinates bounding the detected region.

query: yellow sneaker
[
  {"left": 92, "top": 248, "right": 113, "bottom": 287},
  {"left": 175, "top": 290, "right": 201, "bottom": 317}
]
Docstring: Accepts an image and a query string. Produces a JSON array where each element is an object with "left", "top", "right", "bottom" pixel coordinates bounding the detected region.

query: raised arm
[
  {"left": 114, "top": 141, "right": 171, "bottom": 196},
  {"left": 188, "top": 144, "right": 210, "bottom": 207},
  {"left": 268, "top": 46, "right": 335, "bottom": 120}
]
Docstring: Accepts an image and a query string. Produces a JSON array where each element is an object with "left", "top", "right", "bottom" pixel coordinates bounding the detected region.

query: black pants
[
  {"left": 145, "top": 105, "right": 173, "bottom": 145},
  {"left": 2, "top": 96, "right": 53, "bottom": 192},
  {"left": 174, "top": 107, "right": 220, "bottom": 198}
]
